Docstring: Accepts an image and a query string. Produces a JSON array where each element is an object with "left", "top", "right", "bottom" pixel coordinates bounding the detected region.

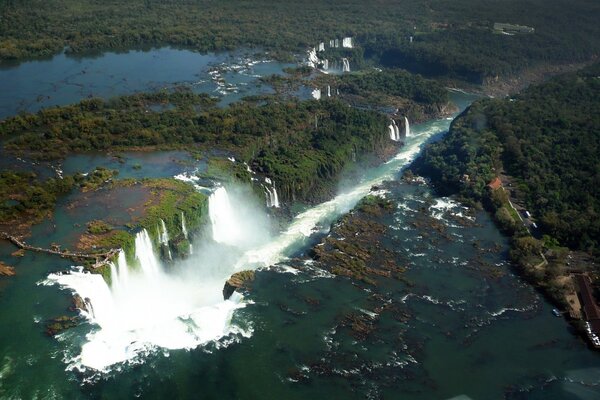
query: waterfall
[
  {"left": 312, "top": 88, "right": 321, "bottom": 100},
  {"left": 209, "top": 186, "right": 244, "bottom": 246},
  {"left": 271, "top": 185, "right": 280, "bottom": 208},
  {"left": 342, "top": 58, "right": 350, "bottom": 72},
  {"left": 329, "top": 39, "right": 335, "bottom": 48},
  {"left": 342, "top": 37, "right": 353, "bottom": 48},
  {"left": 159, "top": 219, "right": 172, "bottom": 260},
  {"left": 110, "top": 250, "right": 131, "bottom": 292},
  {"left": 306, "top": 47, "right": 319, "bottom": 68},
  {"left": 264, "top": 186, "right": 280, "bottom": 208},
  {"left": 334, "top": 39, "right": 339, "bottom": 48},
  {"left": 404, "top": 116, "right": 410, "bottom": 137},
  {"left": 318, "top": 42, "right": 325, "bottom": 52},
  {"left": 388, "top": 119, "right": 401, "bottom": 141},
  {"left": 181, "top": 212, "right": 193, "bottom": 254},
  {"left": 322, "top": 59, "right": 329, "bottom": 70},
  {"left": 181, "top": 212, "right": 188, "bottom": 239},
  {"left": 327, "top": 85, "right": 331, "bottom": 97},
  {"left": 135, "top": 229, "right": 162, "bottom": 279}
]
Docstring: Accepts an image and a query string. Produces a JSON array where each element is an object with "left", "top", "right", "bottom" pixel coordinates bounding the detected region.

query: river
[{"left": 0, "top": 49, "right": 599, "bottom": 399}]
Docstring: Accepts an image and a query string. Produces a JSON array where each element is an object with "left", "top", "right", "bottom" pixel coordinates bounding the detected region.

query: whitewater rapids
[{"left": 45, "top": 115, "right": 454, "bottom": 373}]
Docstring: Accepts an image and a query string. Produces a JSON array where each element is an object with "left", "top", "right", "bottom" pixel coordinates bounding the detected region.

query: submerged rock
[
  {"left": 45, "top": 316, "right": 78, "bottom": 336},
  {"left": 0, "top": 261, "right": 15, "bottom": 276},
  {"left": 70, "top": 294, "right": 89, "bottom": 313},
  {"left": 223, "top": 270, "right": 255, "bottom": 300}
]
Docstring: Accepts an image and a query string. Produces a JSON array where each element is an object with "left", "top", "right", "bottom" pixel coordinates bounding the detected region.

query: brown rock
[
  {"left": 0, "top": 261, "right": 16, "bottom": 276},
  {"left": 223, "top": 270, "right": 255, "bottom": 300}
]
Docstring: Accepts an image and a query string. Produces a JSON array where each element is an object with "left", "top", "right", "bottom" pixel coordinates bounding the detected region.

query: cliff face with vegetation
[
  {"left": 412, "top": 63, "right": 600, "bottom": 305},
  {"left": 76, "top": 178, "right": 208, "bottom": 281}
]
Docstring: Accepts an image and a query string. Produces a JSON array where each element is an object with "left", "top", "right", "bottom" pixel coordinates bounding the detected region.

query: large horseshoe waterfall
[{"left": 47, "top": 114, "right": 463, "bottom": 372}]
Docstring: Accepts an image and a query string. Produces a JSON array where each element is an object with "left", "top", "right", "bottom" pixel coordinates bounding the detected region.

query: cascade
[
  {"left": 264, "top": 187, "right": 272, "bottom": 208},
  {"left": 312, "top": 88, "right": 321, "bottom": 100},
  {"left": 306, "top": 47, "right": 319, "bottom": 68},
  {"left": 342, "top": 37, "right": 353, "bottom": 48},
  {"left": 181, "top": 212, "right": 188, "bottom": 239},
  {"left": 329, "top": 39, "right": 335, "bottom": 48},
  {"left": 388, "top": 119, "right": 401, "bottom": 141},
  {"left": 271, "top": 184, "right": 280, "bottom": 208},
  {"left": 159, "top": 219, "right": 172, "bottom": 260},
  {"left": 318, "top": 42, "right": 325, "bottom": 52},
  {"left": 334, "top": 39, "right": 339, "bottom": 48},
  {"left": 264, "top": 186, "right": 280, "bottom": 208},
  {"left": 404, "top": 116, "right": 410, "bottom": 137},
  {"left": 327, "top": 85, "right": 331, "bottom": 97},
  {"left": 322, "top": 59, "right": 329, "bottom": 70},
  {"left": 342, "top": 58, "right": 350, "bottom": 72}
]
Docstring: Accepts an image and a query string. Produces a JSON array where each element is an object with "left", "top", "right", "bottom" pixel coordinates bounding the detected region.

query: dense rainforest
[
  {"left": 1, "top": 0, "right": 599, "bottom": 84},
  {"left": 415, "top": 64, "right": 600, "bottom": 253}
]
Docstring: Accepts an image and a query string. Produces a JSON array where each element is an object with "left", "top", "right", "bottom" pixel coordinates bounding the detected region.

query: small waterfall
[
  {"left": 159, "top": 219, "right": 170, "bottom": 244},
  {"left": 263, "top": 179, "right": 280, "bottom": 208},
  {"left": 342, "top": 58, "right": 350, "bottom": 72},
  {"left": 159, "top": 219, "right": 172, "bottom": 260},
  {"left": 271, "top": 185, "right": 280, "bottom": 208},
  {"left": 312, "top": 88, "right": 321, "bottom": 100},
  {"left": 342, "top": 37, "right": 353, "bottom": 48},
  {"left": 388, "top": 119, "right": 401, "bottom": 141},
  {"left": 327, "top": 85, "right": 331, "bottom": 97},
  {"left": 318, "top": 42, "right": 325, "bottom": 52},
  {"left": 306, "top": 47, "right": 319, "bottom": 68},
  {"left": 404, "top": 116, "right": 410, "bottom": 137},
  {"left": 322, "top": 59, "right": 329, "bottom": 70},
  {"left": 209, "top": 186, "right": 243, "bottom": 245},
  {"left": 181, "top": 212, "right": 188, "bottom": 239},
  {"left": 329, "top": 39, "right": 335, "bottom": 48},
  {"left": 181, "top": 212, "right": 193, "bottom": 254},
  {"left": 334, "top": 39, "right": 339, "bottom": 48}
]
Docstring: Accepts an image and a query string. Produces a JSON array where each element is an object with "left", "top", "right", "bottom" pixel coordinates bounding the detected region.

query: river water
[{"left": 0, "top": 49, "right": 599, "bottom": 399}]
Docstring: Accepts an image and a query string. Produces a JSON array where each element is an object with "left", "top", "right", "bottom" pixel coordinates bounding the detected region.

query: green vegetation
[
  {"left": 1, "top": 0, "right": 598, "bottom": 85},
  {"left": 86, "top": 220, "right": 112, "bottom": 234},
  {"left": 1, "top": 91, "right": 390, "bottom": 203},
  {"left": 0, "top": 171, "right": 76, "bottom": 231},
  {"left": 413, "top": 64, "right": 600, "bottom": 304},
  {"left": 336, "top": 69, "right": 449, "bottom": 106}
]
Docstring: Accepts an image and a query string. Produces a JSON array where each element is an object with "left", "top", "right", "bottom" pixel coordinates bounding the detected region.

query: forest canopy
[
  {"left": 415, "top": 63, "right": 600, "bottom": 254},
  {"left": 1, "top": 0, "right": 599, "bottom": 83}
]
